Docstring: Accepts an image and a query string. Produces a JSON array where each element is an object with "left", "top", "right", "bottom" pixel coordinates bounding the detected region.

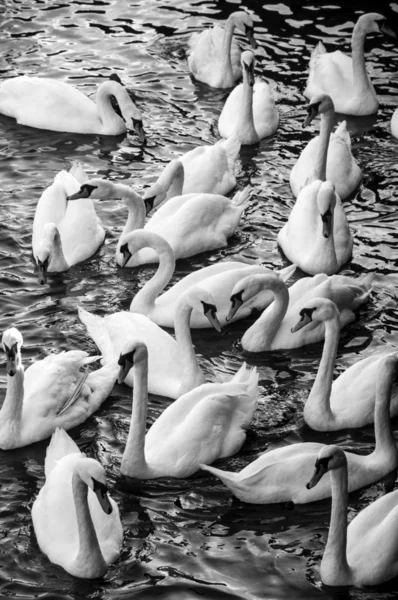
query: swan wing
[
  {"left": 252, "top": 80, "right": 279, "bottom": 138},
  {"left": 305, "top": 50, "right": 355, "bottom": 101}
]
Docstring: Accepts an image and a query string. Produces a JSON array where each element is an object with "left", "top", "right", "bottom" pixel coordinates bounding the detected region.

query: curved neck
[
  {"left": 160, "top": 161, "right": 184, "bottom": 200},
  {"left": 246, "top": 280, "right": 290, "bottom": 349},
  {"left": 71, "top": 471, "right": 107, "bottom": 576},
  {"left": 50, "top": 226, "right": 69, "bottom": 270},
  {"left": 121, "top": 357, "right": 148, "bottom": 476},
  {"left": 117, "top": 185, "right": 146, "bottom": 246},
  {"left": 373, "top": 362, "right": 398, "bottom": 461},
  {"left": 315, "top": 112, "right": 334, "bottom": 181},
  {"left": 220, "top": 16, "right": 235, "bottom": 77},
  {"left": 239, "top": 74, "right": 257, "bottom": 140},
  {"left": 95, "top": 82, "right": 126, "bottom": 134},
  {"left": 0, "top": 367, "right": 24, "bottom": 447},
  {"left": 351, "top": 22, "right": 372, "bottom": 95},
  {"left": 129, "top": 235, "right": 175, "bottom": 314},
  {"left": 174, "top": 299, "right": 204, "bottom": 394}
]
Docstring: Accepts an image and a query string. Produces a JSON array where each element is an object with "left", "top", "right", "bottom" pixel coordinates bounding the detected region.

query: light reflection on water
[{"left": 0, "top": 0, "right": 398, "bottom": 598}]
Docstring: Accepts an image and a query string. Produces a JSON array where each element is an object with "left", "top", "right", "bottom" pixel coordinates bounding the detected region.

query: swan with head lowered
[
  {"left": 201, "top": 354, "right": 398, "bottom": 504},
  {"left": 78, "top": 286, "right": 223, "bottom": 400},
  {"left": 188, "top": 11, "right": 258, "bottom": 88},
  {"left": 307, "top": 444, "right": 398, "bottom": 586},
  {"left": 304, "top": 13, "right": 397, "bottom": 116},
  {"left": 32, "top": 428, "right": 123, "bottom": 578},
  {"left": 277, "top": 180, "right": 353, "bottom": 275},
  {"left": 226, "top": 272, "right": 372, "bottom": 352},
  {"left": 0, "top": 75, "right": 145, "bottom": 138},
  {"left": 292, "top": 298, "right": 398, "bottom": 431},
  {"left": 32, "top": 163, "right": 105, "bottom": 284},
  {"left": 125, "top": 230, "right": 296, "bottom": 328},
  {"left": 290, "top": 94, "right": 362, "bottom": 198},
  {"left": 116, "top": 340, "right": 258, "bottom": 478},
  {"left": 0, "top": 328, "right": 119, "bottom": 449},
  {"left": 218, "top": 51, "right": 279, "bottom": 144}
]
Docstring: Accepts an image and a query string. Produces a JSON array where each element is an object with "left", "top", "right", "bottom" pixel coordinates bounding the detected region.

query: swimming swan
[
  {"left": 126, "top": 230, "right": 296, "bottom": 328},
  {"left": 304, "top": 13, "right": 396, "bottom": 115},
  {"left": 32, "top": 164, "right": 105, "bottom": 284},
  {"left": 32, "top": 428, "right": 122, "bottom": 578},
  {"left": 292, "top": 298, "right": 398, "bottom": 430},
  {"left": 188, "top": 11, "right": 258, "bottom": 88},
  {"left": 0, "top": 327, "right": 119, "bottom": 449},
  {"left": 78, "top": 286, "right": 222, "bottom": 399},
  {"left": 117, "top": 340, "right": 258, "bottom": 478},
  {"left": 201, "top": 355, "right": 398, "bottom": 503},
  {"left": 278, "top": 180, "right": 353, "bottom": 275},
  {"left": 307, "top": 444, "right": 398, "bottom": 586},
  {"left": 218, "top": 51, "right": 279, "bottom": 144},
  {"left": 391, "top": 107, "right": 398, "bottom": 139},
  {"left": 0, "top": 76, "right": 145, "bottom": 138},
  {"left": 227, "top": 272, "right": 372, "bottom": 351},
  {"left": 290, "top": 94, "right": 362, "bottom": 198}
]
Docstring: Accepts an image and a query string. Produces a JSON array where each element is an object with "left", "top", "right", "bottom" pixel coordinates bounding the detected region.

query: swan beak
[
  {"left": 117, "top": 358, "right": 133, "bottom": 384},
  {"left": 120, "top": 243, "right": 132, "bottom": 268},
  {"left": 380, "top": 20, "right": 397, "bottom": 40},
  {"left": 205, "top": 309, "right": 223, "bottom": 333},
  {"left": 321, "top": 209, "right": 332, "bottom": 239},
  {"left": 306, "top": 462, "right": 328, "bottom": 490},
  {"left": 303, "top": 105, "right": 318, "bottom": 128},
  {"left": 132, "top": 119, "right": 146, "bottom": 144},
  {"left": 37, "top": 260, "right": 48, "bottom": 285},
  {"left": 4, "top": 343, "right": 18, "bottom": 377},
  {"left": 93, "top": 479, "right": 113, "bottom": 515},
  {"left": 245, "top": 25, "right": 258, "bottom": 50},
  {"left": 226, "top": 293, "right": 244, "bottom": 322},
  {"left": 67, "top": 189, "right": 87, "bottom": 201},
  {"left": 291, "top": 308, "right": 314, "bottom": 333}
]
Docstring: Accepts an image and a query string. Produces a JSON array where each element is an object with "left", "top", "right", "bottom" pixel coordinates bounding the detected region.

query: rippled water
[{"left": 1, "top": 0, "right": 398, "bottom": 598}]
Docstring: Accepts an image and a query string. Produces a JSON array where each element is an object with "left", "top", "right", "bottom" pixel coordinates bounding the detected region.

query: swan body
[
  {"left": 304, "top": 14, "right": 396, "bottom": 115},
  {"left": 0, "top": 328, "right": 119, "bottom": 449},
  {"left": 78, "top": 286, "right": 222, "bottom": 400},
  {"left": 278, "top": 180, "right": 353, "bottom": 275},
  {"left": 117, "top": 341, "right": 258, "bottom": 478},
  {"left": 201, "top": 356, "right": 398, "bottom": 503},
  {"left": 32, "top": 428, "right": 122, "bottom": 578},
  {"left": 308, "top": 445, "right": 398, "bottom": 587},
  {"left": 391, "top": 108, "right": 398, "bottom": 139},
  {"left": 0, "top": 76, "right": 145, "bottom": 137},
  {"left": 290, "top": 94, "right": 362, "bottom": 198},
  {"left": 188, "top": 12, "right": 258, "bottom": 88},
  {"left": 32, "top": 164, "right": 105, "bottom": 283},
  {"left": 292, "top": 298, "right": 398, "bottom": 430},
  {"left": 218, "top": 51, "right": 279, "bottom": 144},
  {"left": 227, "top": 272, "right": 372, "bottom": 352}
]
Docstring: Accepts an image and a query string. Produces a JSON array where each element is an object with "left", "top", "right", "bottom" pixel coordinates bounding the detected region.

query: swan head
[
  {"left": 357, "top": 13, "right": 397, "bottom": 39},
  {"left": 34, "top": 223, "right": 59, "bottom": 285},
  {"left": 316, "top": 181, "right": 336, "bottom": 239},
  {"left": 75, "top": 458, "right": 113, "bottom": 515},
  {"left": 303, "top": 94, "right": 335, "bottom": 127},
  {"left": 2, "top": 327, "right": 23, "bottom": 376},
  {"left": 291, "top": 298, "right": 340, "bottom": 333},
  {"left": 180, "top": 287, "right": 223, "bottom": 332},
  {"left": 120, "top": 103, "right": 146, "bottom": 145},
  {"left": 227, "top": 274, "right": 282, "bottom": 321},
  {"left": 306, "top": 446, "right": 346, "bottom": 490},
  {"left": 230, "top": 12, "right": 258, "bottom": 49},
  {"left": 117, "top": 340, "right": 148, "bottom": 384},
  {"left": 143, "top": 159, "right": 184, "bottom": 214},
  {"left": 67, "top": 178, "right": 113, "bottom": 201},
  {"left": 241, "top": 51, "right": 255, "bottom": 87}
]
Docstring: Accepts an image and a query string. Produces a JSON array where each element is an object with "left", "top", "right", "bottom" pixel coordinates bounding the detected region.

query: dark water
[{"left": 1, "top": 0, "right": 398, "bottom": 598}]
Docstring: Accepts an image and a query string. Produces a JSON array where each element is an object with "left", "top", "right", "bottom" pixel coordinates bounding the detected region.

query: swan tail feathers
[
  {"left": 333, "top": 120, "right": 350, "bottom": 146},
  {"left": 310, "top": 41, "right": 326, "bottom": 65},
  {"left": 199, "top": 464, "right": 239, "bottom": 487},
  {"left": 44, "top": 428, "right": 80, "bottom": 478},
  {"left": 54, "top": 170, "right": 81, "bottom": 197},
  {"left": 82, "top": 355, "right": 102, "bottom": 365},
  {"left": 220, "top": 128, "right": 241, "bottom": 170},
  {"left": 78, "top": 306, "right": 112, "bottom": 362},
  {"left": 276, "top": 263, "right": 296, "bottom": 282},
  {"left": 57, "top": 366, "right": 90, "bottom": 416},
  {"left": 69, "top": 162, "right": 89, "bottom": 184},
  {"left": 232, "top": 186, "right": 251, "bottom": 207}
]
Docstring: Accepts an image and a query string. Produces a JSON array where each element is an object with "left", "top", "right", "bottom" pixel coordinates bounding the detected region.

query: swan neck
[
  {"left": 315, "top": 113, "right": 334, "bottom": 181},
  {"left": 121, "top": 357, "right": 148, "bottom": 476},
  {"left": 174, "top": 300, "right": 202, "bottom": 392},
  {"left": 0, "top": 367, "right": 24, "bottom": 446},
  {"left": 314, "top": 210, "right": 337, "bottom": 270},
  {"left": 351, "top": 23, "right": 371, "bottom": 93},
  {"left": 250, "top": 281, "right": 289, "bottom": 349},
  {"left": 119, "top": 186, "right": 146, "bottom": 241},
  {"left": 95, "top": 84, "right": 125, "bottom": 133},
  {"left": 307, "top": 316, "right": 339, "bottom": 417},
  {"left": 373, "top": 367, "right": 397, "bottom": 460},
  {"left": 239, "top": 75, "right": 257, "bottom": 140},
  {"left": 220, "top": 17, "right": 235, "bottom": 77},
  {"left": 51, "top": 226, "right": 69, "bottom": 270}
]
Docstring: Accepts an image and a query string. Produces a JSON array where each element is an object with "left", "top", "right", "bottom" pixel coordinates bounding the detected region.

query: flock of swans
[{"left": 1, "top": 6, "right": 398, "bottom": 591}]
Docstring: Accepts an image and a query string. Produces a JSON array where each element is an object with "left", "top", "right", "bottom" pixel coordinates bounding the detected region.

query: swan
[
  {"left": 218, "top": 51, "right": 279, "bottom": 144},
  {"left": 0, "top": 327, "right": 119, "bottom": 449},
  {"left": 226, "top": 272, "right": 372, "bottom": 351},
  {"left": 78, "top": 285, "right": 223, "bottom": 400},
  {"left": 304, "top": 13, "right": 396, "bottom": 116},
  {"left": 307, "top": 444, "right": 398, "bottom": 586},
  {"left": 32, "top": 428, "right": 122, "bottom": 578},
  {"left": 125, "top": 230, "right": 296, "bottom": 328},
  {"left": 67, "top": 176, "right": 248, "bottom": 268},
  {"left": 0, "top": 76, "right": 145, "bottom": 138},
  {"left": 188, "top": 11, "right": 258, "bottom": 88},
  {"left": 277, "top": 180, "right": 353, "bottom": 275},
  {"left": 391, "top": 108, "right": 398, "bottom": 139},
  {"left": 32, "top": 164, "right": 105, "bottom": 284},
  {"left": 291, "top": 297, "right": 398, "bottom": 430},
  {"left": 116, "top": 340, "right": 258, "bottom": 478},
  {"left": 201, "top": 354, "right": 398, "bottom": 504},
  {"left": 290, "top": 94, "right": 362, "bottom": 198}
]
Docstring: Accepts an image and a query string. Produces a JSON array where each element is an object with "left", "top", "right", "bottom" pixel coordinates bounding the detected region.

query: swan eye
[
  {"left": 307, "top": 101, "right": 321, "bottom": 115},
  {"left": 298, "top": 307, "right": 315, "bottom": 322},
  {"left": 320, "top": 207, "right": 332, "bottom": 222},
  {"left": 315, "top": 456, "right": 332, "bottom": 472},
  {"left": 201, "top": 301, "right": 217, "bottom": 317},
  {"left": 230, "top": 290, "right": 244, "bottom": 305},
  {"left": 118, "top": 349, "right": 136, "bottom": 366},
  {"left": 144, "top": 196, "right": 155, "bottom": 214},
  {"left": 120, "top": 243, "right": 132, "bottom": 268}
]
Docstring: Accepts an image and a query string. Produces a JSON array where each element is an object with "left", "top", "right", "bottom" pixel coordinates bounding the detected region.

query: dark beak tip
[{"left": 306, "top": 482, "right": 311, "bottom": 490}]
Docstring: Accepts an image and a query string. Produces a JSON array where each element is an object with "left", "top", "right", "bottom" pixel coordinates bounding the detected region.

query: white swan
[
  {"left": 218, "top": 51, "right": 279, "bottom": 144},
  {"left": 67, "top": 176, "right": 248, "bottom": 268},
  {"left": 125, "top": 230, "right": 296, "bottom": 328},
  {"left": 188, "top": 12, "right": 258, "bottom": 88},
  {"left": 290, "top": 94, "right": 362, "bottom": 198},
  {"left": 32, "top": 428, "right": 122, "bottom": 578},
  {"left": 32, "top": 164, "right": 105, "bottom": 284},
  {"left": 116, "top": 340, "right": 258, "bottom": 478},
  {"left": 304, "top": 13, "right": 396, "bottom": 115},
  {"left": 78, "top": 285, "right": 222, "bottom": 400},
  {"left": 226, "top": 272, "right": 372, "bottom": 351},
  {"left": 0, "top": 76, "right": 145, "bottom": 138},
  {"left": 307, "top": 444, "right": 398, "bottom": 586},
  {"left": 201, "top": 354, "right": 398, "bottom": 504},
  {"left": 391, "top": 108, "right": 398, "bottom": 139},
  {"left": 277, "top": 180, "right": 353, "bottom": 275},
  {"left": 0, "top": 327, "right": 119, "bottom": 449},
  {"left": 291, "top": 298, "right": 398, "bottom": 430}
]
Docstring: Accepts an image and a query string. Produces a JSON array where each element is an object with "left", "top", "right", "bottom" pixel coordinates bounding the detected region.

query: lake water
[{"left": 1, "top": 0, "right": 398, "bottom": 598}]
